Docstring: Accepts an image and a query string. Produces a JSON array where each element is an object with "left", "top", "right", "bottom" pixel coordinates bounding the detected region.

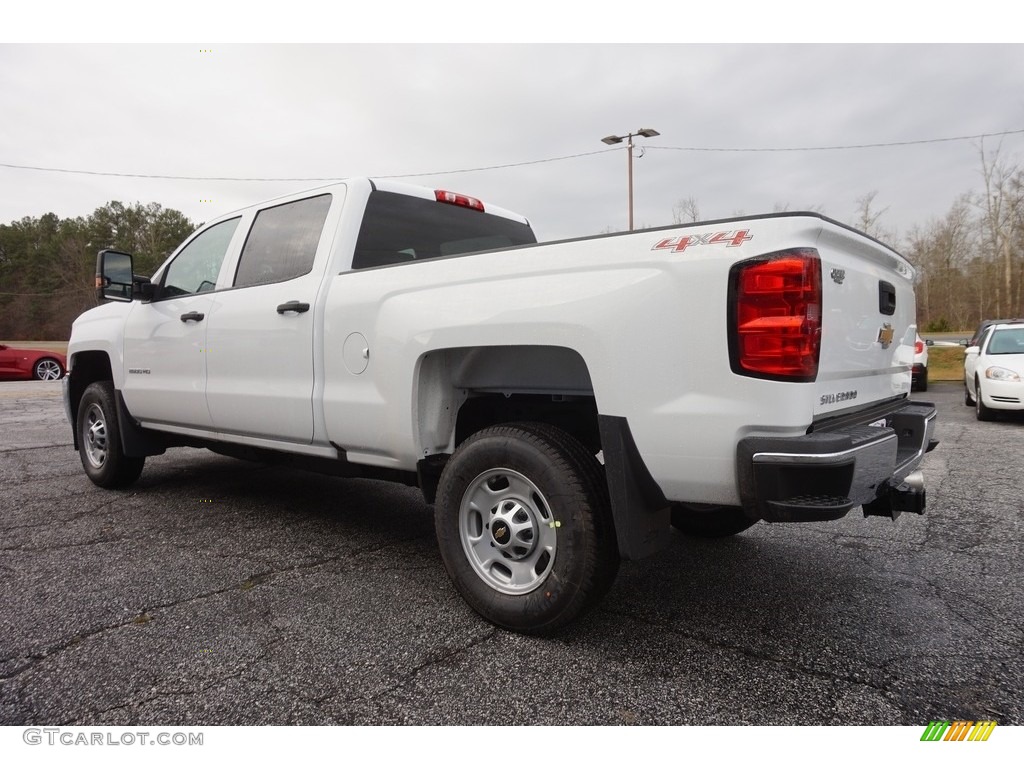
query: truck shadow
[{"left": 131, "top": 451, "right": 928, "bottom": 664}]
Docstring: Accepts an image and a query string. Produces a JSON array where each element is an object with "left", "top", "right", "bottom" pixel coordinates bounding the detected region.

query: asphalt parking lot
[{"left": 1, "top": 381, "right": 1021, "bottom": 726}]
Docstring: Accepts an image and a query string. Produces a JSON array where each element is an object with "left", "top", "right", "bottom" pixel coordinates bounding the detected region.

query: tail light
[
  {"left": 729, "top": 249, "right": 822, "bottom": 381},
  {"left": 914, "top": 339, "right": 925, "bottom": 355},
  {"left": 435, "top": 189, "right": 485, "bottom": 212}
]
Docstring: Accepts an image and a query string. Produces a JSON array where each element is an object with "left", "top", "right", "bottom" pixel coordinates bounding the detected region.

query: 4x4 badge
[{"left": 877, "top": 323, "right": 894, "bottom": 349}]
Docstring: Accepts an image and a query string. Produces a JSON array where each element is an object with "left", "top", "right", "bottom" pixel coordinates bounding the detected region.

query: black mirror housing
[
  {"left": 96, "top": 249, "right": 134, "bottom": 303},
  {"left": 96, "top": 249, "right": 151, "bottom": 303}
]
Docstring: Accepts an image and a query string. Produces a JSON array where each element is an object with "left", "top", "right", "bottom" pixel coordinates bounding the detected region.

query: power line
[
  {"left": 0, "top": 148, "right": 620, "bottom": 183},
  {"left": 0, "top": 289, "right": 85, "bottom": 296},
  {"left": 651, "top": 128, "right": 1024, "bottom": 153},
  {"left": 0, "top": 128, "right": 1021, "bottom": 182}
]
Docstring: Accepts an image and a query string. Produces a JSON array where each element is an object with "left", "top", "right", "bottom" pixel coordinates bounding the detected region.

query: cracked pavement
[{"left": 0, "top": 380, "right": 1021, "bottom": 725}]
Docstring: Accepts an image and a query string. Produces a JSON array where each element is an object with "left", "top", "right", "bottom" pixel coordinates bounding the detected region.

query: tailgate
[{"left": 814, "top": 222, "right": 916, "bottom": 417}]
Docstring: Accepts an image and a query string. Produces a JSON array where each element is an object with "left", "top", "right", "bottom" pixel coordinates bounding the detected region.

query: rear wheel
[
  {"left": 77, "top": 381, "right": 145, "bottom": 488},
  {"left": 670, "top": 503, "right": 757, "bottom": 538},
  {"left": 434, "top": 422, "right": 617, "bottom": 634}
]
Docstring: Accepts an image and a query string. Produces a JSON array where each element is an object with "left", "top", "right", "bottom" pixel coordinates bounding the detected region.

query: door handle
[
  {"left": 276, "top": 301, "right": 310, "bottom": 314},
  {"left": 180, "top": 311, "right": 205, "bottom": 322}
]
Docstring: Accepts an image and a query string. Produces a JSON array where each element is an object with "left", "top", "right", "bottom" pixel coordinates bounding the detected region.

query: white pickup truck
[{"left": 64, "top": 178, "right": 937, "bottom": 634}]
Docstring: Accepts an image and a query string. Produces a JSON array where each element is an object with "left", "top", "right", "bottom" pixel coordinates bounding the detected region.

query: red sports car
[{"left": 0, "top": 344, "right": 67, "bottom": 380}]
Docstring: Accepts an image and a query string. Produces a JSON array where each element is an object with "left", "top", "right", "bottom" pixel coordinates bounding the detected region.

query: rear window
[{"left": 352, "top": 191, "right": 536, "bottom": 270}]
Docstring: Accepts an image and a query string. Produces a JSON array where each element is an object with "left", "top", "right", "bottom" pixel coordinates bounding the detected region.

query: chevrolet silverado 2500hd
[{"left": 64, "top": 178, "right": 937, "bottom": 634}]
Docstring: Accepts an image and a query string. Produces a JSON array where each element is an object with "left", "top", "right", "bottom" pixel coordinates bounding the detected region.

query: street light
[{"left": 601, "top": 128, "right": 660, "bottom": 231}]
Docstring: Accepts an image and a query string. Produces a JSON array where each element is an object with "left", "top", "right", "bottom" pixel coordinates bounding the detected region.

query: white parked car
[{"left": 964, "top": 322, "right": 1024, "bottom": 420}]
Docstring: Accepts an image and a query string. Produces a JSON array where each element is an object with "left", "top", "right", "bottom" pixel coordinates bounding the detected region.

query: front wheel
[
  {"left": 434, "top": 423, "right": 617, "bottom": 635},
  {"left": 77, "top": 381, "right": 145, "bottom": 488},
  {"left": 975, "top": 379, "right": 994, "bottom": 421},
  {"left": 670, "top": 503, "right": 757, "bottom": 538}
]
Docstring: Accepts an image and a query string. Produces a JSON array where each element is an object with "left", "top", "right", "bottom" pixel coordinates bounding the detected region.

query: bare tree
[
  {"left": 853, "top": 191, "right": 895, "bottom": 242},
  {"left": 976, "top": 142, "right": 1023, "bottom": 317},
  {"left": 672, "top": 196, "right": 701, "bottom": 224}
]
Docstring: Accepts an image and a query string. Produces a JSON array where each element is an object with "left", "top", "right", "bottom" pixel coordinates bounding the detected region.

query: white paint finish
[{"left": 120, "top": 295, "right": 215, "bottom": 429}]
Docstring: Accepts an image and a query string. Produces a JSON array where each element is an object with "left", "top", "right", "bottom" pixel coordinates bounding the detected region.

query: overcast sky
[{"left": 2, "top": 40, "right": 1023, "bottom": 247}]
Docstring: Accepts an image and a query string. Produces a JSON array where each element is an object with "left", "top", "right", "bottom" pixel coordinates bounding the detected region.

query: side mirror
[
  {"left": 965, "top": 345, "right": 979, "bottom": 356},
  {"left": 925, "top": 339, "right": 934, "bottom": 347},
  {"left": 96, "top": 249, "right": 134, "bottom": 303},
  {"left": 96, "top": 249, "right": 152, "bottom": 303}
]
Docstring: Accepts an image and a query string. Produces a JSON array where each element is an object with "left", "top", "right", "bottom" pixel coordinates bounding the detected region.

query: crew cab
[{"left": 64, "top": 178, "right": 938, "bottom": 634}]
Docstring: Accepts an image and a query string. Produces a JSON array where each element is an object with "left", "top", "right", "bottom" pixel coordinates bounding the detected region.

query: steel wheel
[
  {"left": 459, "top": 468, "right": 557, "bottom": 595},
  {"left": 33, "top": 358, "right": 63, "bottom": 380},
  {"left": 82, "top": 402, "right": 109, "bottom": 469},
  {"left": 76, "top": 381, "right": 145, "bottom": 488},
  {"left": 435, "top": 422, "right": 617, "bottom": 634}
]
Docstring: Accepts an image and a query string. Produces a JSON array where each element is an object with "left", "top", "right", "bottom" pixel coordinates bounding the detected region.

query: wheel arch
[
  {"left": 67, "top": 351, "right": 114, "bottom": 447},
  {"left": 67, "top": 350, "right": 165, "bottom": 457},
  {"left": 414, "top": 345, "right": 599, "bottom": 455},
  {"left": 413, "top": 345, "right": 671, "bottom": 560}
]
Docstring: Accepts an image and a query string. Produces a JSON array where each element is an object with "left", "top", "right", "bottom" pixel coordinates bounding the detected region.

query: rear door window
[{"left": 233, "top": 194, "right": 332, "bottom": 288}]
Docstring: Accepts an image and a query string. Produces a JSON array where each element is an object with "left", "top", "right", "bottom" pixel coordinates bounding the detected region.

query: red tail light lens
[
  {"left": 434, "top": 189, "right": 485, "bottom": 212},
  {"left": 914, "top": 339, "right": 924, "bottom": 355},
  {"left": 730, "top": 249, "right": 822, "bottom": 381}
]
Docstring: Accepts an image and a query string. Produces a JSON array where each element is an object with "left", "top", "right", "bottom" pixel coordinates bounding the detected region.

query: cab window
[
  {"left": 233, "top": 194, "right": 332, "bottom": 288},
  {"left": 161, "top": 218, "right": 241, "bottom": 298}
]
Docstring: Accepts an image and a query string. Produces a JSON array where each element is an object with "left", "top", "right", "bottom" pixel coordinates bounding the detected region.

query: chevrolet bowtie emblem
[{"left": 877, "top": 323, "right": 894, "bottom": 349}]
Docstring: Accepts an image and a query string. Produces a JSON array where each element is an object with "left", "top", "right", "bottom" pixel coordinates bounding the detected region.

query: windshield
[
  {"left": 986, "top": 327, "right": 1024, "bottom": 355},
  {"left": 352, "top": 191, "right": 536, "bottom": 270}
]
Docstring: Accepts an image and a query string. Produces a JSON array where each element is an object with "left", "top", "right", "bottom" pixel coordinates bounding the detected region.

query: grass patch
[{"left": 928, "top": 347, "right": 966, "bottom": 382}]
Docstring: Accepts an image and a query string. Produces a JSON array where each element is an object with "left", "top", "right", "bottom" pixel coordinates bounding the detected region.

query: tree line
[
  {"left": 0, "top": 202, "right": 195, "bottom": 340},
  {"left": 906, "top": 146, "right": 1024, "bottom": 331}
]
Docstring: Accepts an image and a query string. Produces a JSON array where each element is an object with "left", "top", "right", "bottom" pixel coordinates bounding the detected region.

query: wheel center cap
[{"left": 492, "top": 523, "right": 511, "bottom": 545}]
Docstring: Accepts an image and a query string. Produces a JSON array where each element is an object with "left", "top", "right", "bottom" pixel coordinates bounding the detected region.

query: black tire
[
  {"left": 434, "top": 422, "right": 617, "bottom": 635},
  {"left": 670, "top": 502, "right": 757, "bottom": 538},
  {"left": 517, "top": 421, "right": 619, "bottom": 607},
  {"left": 917, "top": 368, "right": 928, "bottom": 392},
  {"left": 975, "top": 378, "right": 994, "bottom": 422},
  {"left": 32, "top": 357, "right": 64, "bottom": 380},
  {"left": 77, "top": 381, "right": 145, "bottom": 488},
  {"left": 964, "top": 381, "right": 975, "bottom": 406}
]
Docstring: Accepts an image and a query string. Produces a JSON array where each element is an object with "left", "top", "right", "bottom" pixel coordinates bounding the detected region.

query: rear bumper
[{"left": 737, "top": 400, "right": 938, "bottom": 522}]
